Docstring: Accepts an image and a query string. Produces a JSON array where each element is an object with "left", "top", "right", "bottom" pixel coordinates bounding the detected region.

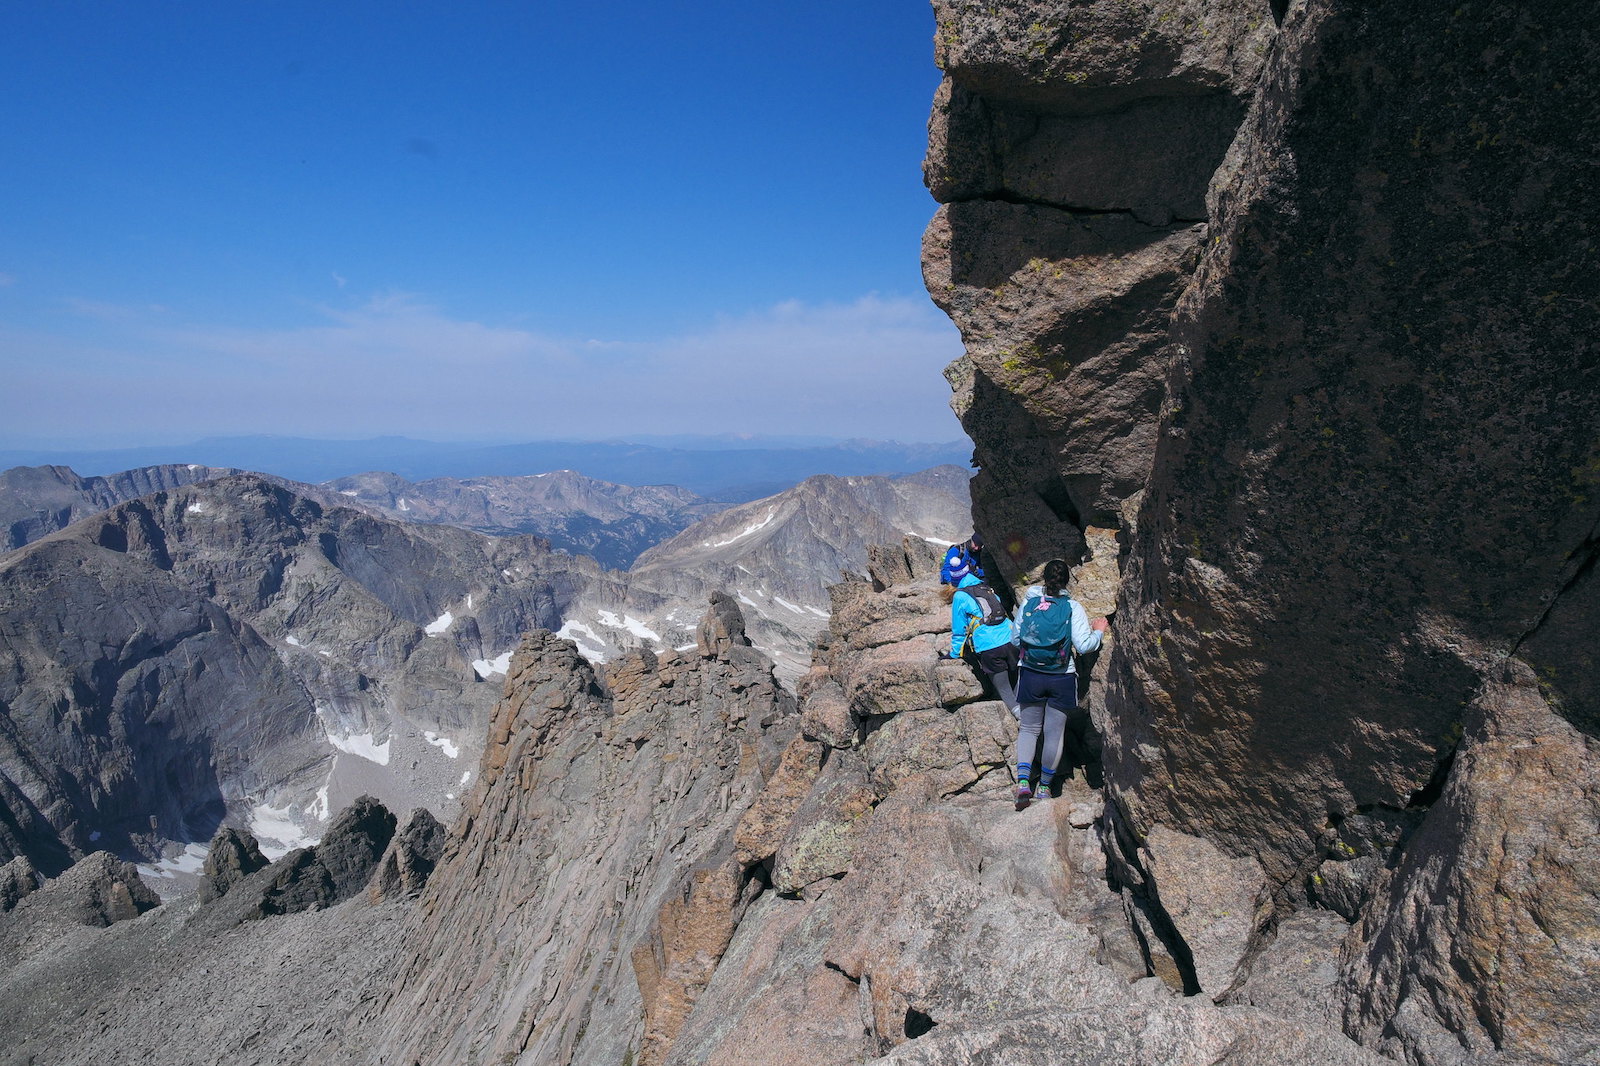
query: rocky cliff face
[
  {"left": 925, "top": 1, "right": 1600, "bottom": 1063},
  {"left": 359, "top": 599, "right": 795, "bottom": 1064},
  {"left": 0, "top": 463, "right": 245, "bottom": 551}
]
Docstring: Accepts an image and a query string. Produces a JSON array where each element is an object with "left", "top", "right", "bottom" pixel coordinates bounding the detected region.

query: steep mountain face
[
  {"left": 558, "top": 466, "right": 973, "bottom": 682},
  {"left": 926, "top": 1, "right": 1600, "bottom": 1063},
  {"left": 0, "top": 474, "right": 597, "bottom": 876},
  {"left": 363, "top": 599, "right": 794, "bottom": 1065},
  {"left": 322, "top": 468, "right": 724, "bottom": 569},
  {"left": 0, "top": 463, "right": 244, "bottom": 551}
]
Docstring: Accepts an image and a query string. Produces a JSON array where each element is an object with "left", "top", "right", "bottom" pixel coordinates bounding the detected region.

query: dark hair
[{"left": 1041, "top": 559, "right": 1071, "bottom": 597}]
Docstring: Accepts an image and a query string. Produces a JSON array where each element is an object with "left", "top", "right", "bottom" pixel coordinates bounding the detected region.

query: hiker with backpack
[
  {"left": 940, "top": 533, "right": 985, "bottom": 586},
  {"left": 940, "top": 572, "right": 1020, "bottom": 716},
  {"left": 1012, "top": 559, "right": 1108, "bottom": 809}
]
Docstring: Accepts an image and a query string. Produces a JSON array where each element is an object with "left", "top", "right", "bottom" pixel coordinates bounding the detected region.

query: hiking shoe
[
  {"left": 1033, "top": 779, "right": 1053, "bottom": 801},
  {"left": 1014, "top": 783, "right": 1033, "bottom": 810}
]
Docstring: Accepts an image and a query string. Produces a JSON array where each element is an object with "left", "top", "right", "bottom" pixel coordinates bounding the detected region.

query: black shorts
[
  {"left": 974, "top": 642, "right": 1019, "bottom": 678},
  {"left": 1017, "top": 667, "right": 1078, "bottom": 712}
]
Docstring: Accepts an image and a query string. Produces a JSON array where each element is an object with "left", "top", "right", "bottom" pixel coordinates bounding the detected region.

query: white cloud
[{"left": 0, "top": 292, "right": 966, "bottom": 443}]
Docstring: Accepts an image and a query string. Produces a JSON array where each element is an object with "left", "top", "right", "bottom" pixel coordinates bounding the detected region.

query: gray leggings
[
  {"left": 1015, "top": 667, "right": 1076, "bottom": 786},
  {"left": 1015, "top": 703, "right": 1068, "bottom": 787}
]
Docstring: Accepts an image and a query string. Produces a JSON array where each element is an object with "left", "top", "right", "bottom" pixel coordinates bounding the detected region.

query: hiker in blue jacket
[
  {"left": 941, "top": 533, "right": 985, "bottom": 586},
  {"left": 941, "top": 573, "right": 1019, "bottom": 716},
  {"left": 1012, "top": 559, "right": 1108, "bottom": 809}
]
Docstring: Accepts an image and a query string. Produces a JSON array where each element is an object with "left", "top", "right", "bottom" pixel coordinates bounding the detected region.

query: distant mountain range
[
  {"left": 319, "top": 469, "right": 725, "bottom": 570},
  {"left": 3, "top": 464, "right": 720, "bottom": 569},
  {"left": 0, "top": 435, "right": 972, "bottom": 499},
  {"left": 0, "top": 474, "right": 598, "bottom": 876},
  {"left": 562, "top": 465, "right": 973, "bottom": 680},
  {"left": 0, "top": 460, "right": 973, "bottom": 877}
]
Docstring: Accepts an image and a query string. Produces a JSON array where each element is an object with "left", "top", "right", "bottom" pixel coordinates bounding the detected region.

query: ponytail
[{"left": 1041, "top": 559, "right": 1071, "bottom": 597}]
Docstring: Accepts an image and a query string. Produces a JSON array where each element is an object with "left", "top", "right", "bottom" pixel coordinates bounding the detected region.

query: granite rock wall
[{"left": 927, "top": 0, "right": 1600, "bottom": 1062}]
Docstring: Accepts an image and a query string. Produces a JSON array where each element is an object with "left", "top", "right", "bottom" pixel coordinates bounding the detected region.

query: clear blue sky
[{"left": 0, "top": 1, "right": 965, "bottom": 449}]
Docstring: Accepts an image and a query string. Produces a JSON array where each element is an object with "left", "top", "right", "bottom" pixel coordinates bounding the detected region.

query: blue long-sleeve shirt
[
  {"left": 1012, "top": 584, "right": 1102, "bottom": 674},
  {"left": 950, "top": 574, "right": 1015, "bottom": 657}
]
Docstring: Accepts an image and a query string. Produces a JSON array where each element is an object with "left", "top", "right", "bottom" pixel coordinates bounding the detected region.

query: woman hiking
[
  {"left": 942, "top": 572, "right": 1019, "bottom": 716},
  {"left": 1012, "top": 559, "right": 1108, "bottom": 809}
]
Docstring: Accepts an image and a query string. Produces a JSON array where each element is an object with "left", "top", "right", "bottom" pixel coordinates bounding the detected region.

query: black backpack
[{"left": 960, "top": 583, "right": 1007, "bottom": 627}]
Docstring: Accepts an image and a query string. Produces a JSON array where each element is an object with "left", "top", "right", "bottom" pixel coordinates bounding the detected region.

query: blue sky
[{"left": 0, "top": 1, "right": 965, "bottom": 449}]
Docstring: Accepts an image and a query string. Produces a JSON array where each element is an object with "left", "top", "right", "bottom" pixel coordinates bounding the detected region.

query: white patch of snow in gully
[
  {"left": 472, "top": 650, "right": 514, "bottom": 677},
  {"left": 423, "top": 731, "right": 461, "bottom": 758},
  {"left": 703, "top": 509, "right": 777, "bottom": 549},
  {"left": 556, "top": 620, "right": 610, "bottom": 663},
  {"left": 186, "top": 502, "right": 205, "bottom": 514},
  {"left": 597, "top": 610, "right": 662, "bottom": 641},
  {"left": 316, "top": 701, "right": 390, "bottom": 763},
  {"left": 249, "top": 803, "right": 321, "bottom": 859},
  {"left": 397, "top": 497, "right": 411, "bottom": 512},
  {"left": 772, "top": 596, "right": 806, "bottom": 614},
  {"left": 737, "top": 592, "right": 760, "bottom": 608},
  {"left": 340, "top": 489, "right": 360, "bottom": 497},
  {"left": 137, "top": 843, "right": 209, "bottom": 881},
  {"left": 309, "top": 783, "right": 331, "bottom": 822},
  {"left": 285, "top": 634, "right": 304, "bottom": 647},
  {"left": 425, "top": 611, "right": 454, "bottom": 635}
]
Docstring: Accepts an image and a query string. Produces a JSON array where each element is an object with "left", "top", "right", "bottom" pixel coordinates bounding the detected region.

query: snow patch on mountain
[
  {"left": 556, "top": 620, "right": 610, "bottom": 663},
  {"left": 472, "top": 651, "right": 513, "bottom": 677},
  {"left": 423, "top": 731, "right": 460, "bottom": 758},
  {"left": 424, "top": 610, "right": 454, "bottom": 635},
  {"left": 136, "top": 843, "right": 209, "bottom": 883},
  {"left": 249, "top": 802, "right": 321, "bottom": 859},
  {"left": 597, "top": 610, "right": 661, "bottom": 641},
  {"left": 328, "top": 731, "right": 391, "bottom": 766},
  {"left": 704, "top": 509, "right": 777, "bottom": 549}
]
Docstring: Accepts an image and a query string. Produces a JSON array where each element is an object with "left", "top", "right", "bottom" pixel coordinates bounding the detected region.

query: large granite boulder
[{"left": 928, "top": 0, "right": 1600, "bottom": 1062}]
